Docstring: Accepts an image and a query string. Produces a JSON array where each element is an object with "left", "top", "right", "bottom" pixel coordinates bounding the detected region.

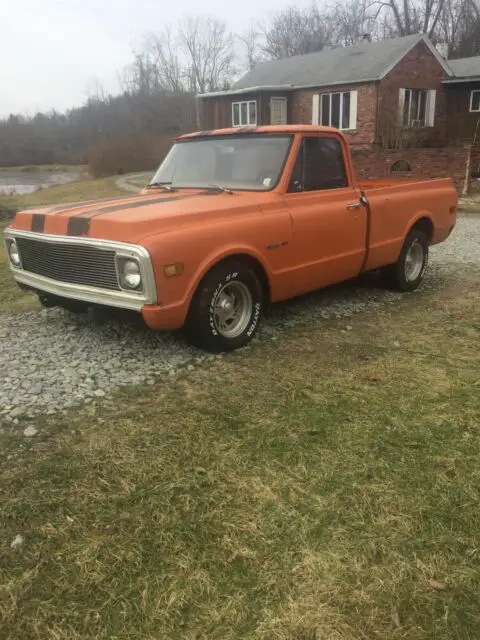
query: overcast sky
[{"left": 1, "top": 0, "right": 310, "bottom": 117}]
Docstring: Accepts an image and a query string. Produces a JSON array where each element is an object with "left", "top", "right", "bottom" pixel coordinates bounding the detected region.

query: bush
[
  {"left": 87, "top": 134, "right": 176, "bottom": 178},
  {"left": 0, "top": 204, "right": 17, "bottom": 222}
]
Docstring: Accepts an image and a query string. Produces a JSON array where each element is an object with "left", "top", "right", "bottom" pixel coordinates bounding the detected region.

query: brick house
[
  {"left": 444, "top": 56, "right": 480, "bottom": 141},
  {"left": 197, "top": 34, "right": 480, "bottom": 191},
  {"left": 443, "top": 56, "right": 480, "bottom": 178}
]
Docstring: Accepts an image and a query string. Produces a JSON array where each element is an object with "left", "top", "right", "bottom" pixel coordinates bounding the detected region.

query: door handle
[{"left": 346, "top": 202, "right": 362, "bottom": 210}]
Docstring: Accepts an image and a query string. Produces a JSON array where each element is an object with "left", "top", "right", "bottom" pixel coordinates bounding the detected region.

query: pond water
[{"left": 0, "top": 169, "right": 81, "bottom": 196}]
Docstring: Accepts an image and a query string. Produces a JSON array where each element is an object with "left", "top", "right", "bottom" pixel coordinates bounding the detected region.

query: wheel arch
[
  {"left": 187, "top": 249, "right": 272, "bottom": 310},
  {"left": 408, "top": 214, "right": 434, "bottom": 243}
]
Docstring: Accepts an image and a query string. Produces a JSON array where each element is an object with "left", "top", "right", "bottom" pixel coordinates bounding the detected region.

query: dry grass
[
  {"left": 0, "top": 221, "right": 37, "bottom": 313},
  {"left": 1, "top": 276, "right": 479, "bottom": 639}
]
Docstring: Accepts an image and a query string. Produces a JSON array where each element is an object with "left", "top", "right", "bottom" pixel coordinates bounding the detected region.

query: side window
[{"left": 288, "top": 137, "right": 348, "bottom": 192}]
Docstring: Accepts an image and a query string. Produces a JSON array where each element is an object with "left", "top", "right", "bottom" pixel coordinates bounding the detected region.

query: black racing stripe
[
  {"left": 67, "top": 217, "right": 90, "bottom": 236},
  {"left": 85, "top": 194, "right": 197, "bottom": 219},
  {"left": 31, "top": 213, "right": 45, "bottom": 232},
  {"left": 47, "top": 192, "right": 154, "bottom": 214}
]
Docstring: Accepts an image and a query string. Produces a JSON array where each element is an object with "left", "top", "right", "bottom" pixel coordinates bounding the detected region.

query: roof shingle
[
  {"left": 447, "top": 56, "right": 480, "bottom": 79},
  {"left": 233, "top": 34, "right": 438, "bottom": 90}
]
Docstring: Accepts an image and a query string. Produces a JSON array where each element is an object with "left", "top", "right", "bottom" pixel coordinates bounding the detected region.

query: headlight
[
  {"left": 118, "top": 258, "right": 142, "bottom": 290},
  {"left": 8, "top": 239, "right": 21, "bottom": 267}
]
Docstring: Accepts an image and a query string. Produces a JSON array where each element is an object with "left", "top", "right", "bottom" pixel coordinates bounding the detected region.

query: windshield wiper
[
  {"left": 146, "top": 181, "right": 177, "bottom": 192},
  {"left": 206, "top": 184, "right": 234, "bottom": 194}
]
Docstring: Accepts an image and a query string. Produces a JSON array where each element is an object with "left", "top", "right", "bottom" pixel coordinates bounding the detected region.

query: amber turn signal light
[{"left": 163, "top": 263, "right": 184, "bottom": 278}]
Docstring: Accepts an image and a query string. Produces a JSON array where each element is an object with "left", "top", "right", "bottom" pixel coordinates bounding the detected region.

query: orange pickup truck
[{"left": 5, "top": 125, "right": 457, "bottom": 352}]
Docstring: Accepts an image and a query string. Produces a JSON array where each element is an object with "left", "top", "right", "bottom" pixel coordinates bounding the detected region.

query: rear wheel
[
  {"left": 185, "top": 261, "right": 264, "bottom": 352},
  {"left": 381, "top": 229, "right": 429, "bottom": 292}
]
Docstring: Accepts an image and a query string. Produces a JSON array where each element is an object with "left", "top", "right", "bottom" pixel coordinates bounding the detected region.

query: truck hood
[{"left": 10, "top": 189, "right": 270, "bottom": 243}]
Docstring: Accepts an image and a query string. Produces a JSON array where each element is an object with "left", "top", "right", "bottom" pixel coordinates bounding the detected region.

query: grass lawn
[
  {"left": 0, "top": 177, "right": 129, "bottom": 314},
  {"left": 1, "top": 275, "right": 479, "bottom": 639}
]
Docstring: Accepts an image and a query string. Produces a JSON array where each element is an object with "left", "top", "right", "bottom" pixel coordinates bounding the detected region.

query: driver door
[{"left": 283, "top": 135, "right": 367, "bottom": 294}]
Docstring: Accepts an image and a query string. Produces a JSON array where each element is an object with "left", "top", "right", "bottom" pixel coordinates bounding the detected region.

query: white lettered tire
[{"left": 185, "top": 261, "right": 264, "bottom": 352}]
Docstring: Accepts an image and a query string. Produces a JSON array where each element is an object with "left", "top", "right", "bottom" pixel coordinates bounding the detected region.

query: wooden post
[
  {"left": 195, "top": 96, "right": 202, "bottom": 130},
  {"left": 463, "top": 145, "right": 471, "bottom": 196}
]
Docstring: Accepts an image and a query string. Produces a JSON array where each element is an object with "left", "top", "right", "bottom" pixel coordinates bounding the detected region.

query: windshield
[{"left": 150, "top": 134, "right": 293, "bottom": 191}]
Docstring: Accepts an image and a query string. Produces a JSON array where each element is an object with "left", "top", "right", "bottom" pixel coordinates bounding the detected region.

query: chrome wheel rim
[
  {"left": 405, "top": 240, "right": 424, "bottom": 282},
  {"left": 213, "top": 281, "right": 253, "bottom": 339}
]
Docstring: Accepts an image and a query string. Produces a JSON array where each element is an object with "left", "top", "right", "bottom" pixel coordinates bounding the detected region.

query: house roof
[
  {"left": 443, "top": 56, "right": 480, "bottom": 83},
  {"left": 198, "top": 34, "right": 452, "bottom": 98}
]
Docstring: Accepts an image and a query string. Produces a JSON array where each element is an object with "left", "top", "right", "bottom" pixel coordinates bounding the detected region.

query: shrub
[
  {"left": 0, "top": 204, "right": 17, "bottom": 222},
  {"left": 87, "top": 134, "right": 175, "bottom": 178}
]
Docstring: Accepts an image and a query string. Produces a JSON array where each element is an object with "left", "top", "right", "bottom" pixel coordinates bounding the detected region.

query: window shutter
[
  {"left": 426, "top": 90, "right": 436, "bottom": 126},
  {"left": 312, "top": 94, "right": 319, "bottom": 125},
  {"left": 349, "top": 90, "right": 358, "bottom": 130},
  {"left": 398, "top": 88, "right": 406, "bottom": 126}
]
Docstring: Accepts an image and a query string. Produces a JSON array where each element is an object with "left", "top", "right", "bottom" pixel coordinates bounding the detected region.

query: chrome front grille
[{"left": 15, "top": 237, "right": 120, "bottom": 291}]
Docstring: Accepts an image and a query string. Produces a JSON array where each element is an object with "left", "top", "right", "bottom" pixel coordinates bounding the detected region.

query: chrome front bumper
[{"left": 4, "top": 229, "right": 157, "bottom": 312}]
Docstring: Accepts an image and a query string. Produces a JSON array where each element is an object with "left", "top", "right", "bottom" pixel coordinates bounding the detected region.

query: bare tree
[
  {"left": 261, "top": 5, "right": 333, "bottom": 59},
  {"left": 146, "top": 28, "right": 184, "bottom": 93},
  {"left": 121, "top": 50, "right": 160, "bottom": 95},
  {"left": 328, "top": 0, "right": 381, "bottom": 46},
  {"left": 439, "top": 0, "right": 480, "bottom": 56},
  {"left": 374, "top": 0, "right": 447, "bottom": 37},
  {"left": 178, "top": 16, "right": 235, "bottom": 93},
  {"left": 238, "top": 24, "right": 264, "bottom": 70}
]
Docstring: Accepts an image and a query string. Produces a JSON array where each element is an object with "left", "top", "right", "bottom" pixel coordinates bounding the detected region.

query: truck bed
[{"left": 358, "top": 177, "right": 457, "bottom": 272}]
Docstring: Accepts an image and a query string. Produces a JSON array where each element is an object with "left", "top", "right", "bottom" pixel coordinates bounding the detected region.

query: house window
[
  {"left": 403, "top": 89, "right": 427, "bottom": 127},
  {"left": 270, "top": 97, "right": 287, "bottom": 124},
  {"left": 316, "top": 91, "right": 357, "bottom": 130},
  {"left": 232, "top": 101, "right": 257, "bottom": 127},
  {"left": 399, "top": 89, "right": 436, "bottom": 127},
  {"left": 470, "top": 90, "right": 480, "bottom": 112}
]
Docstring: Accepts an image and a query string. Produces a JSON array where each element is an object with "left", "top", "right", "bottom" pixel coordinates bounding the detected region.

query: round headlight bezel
[{"left": 8, "top": 239, "right": 21, "bottom": 267}]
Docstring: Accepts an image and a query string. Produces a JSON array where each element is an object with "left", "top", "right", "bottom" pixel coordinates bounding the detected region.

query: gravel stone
[
  {"left": 23, "top": 426, "right": 38, "bottom": 438},
  {"left": 0, "top": 215, "right": 478, "bottom": 424}
]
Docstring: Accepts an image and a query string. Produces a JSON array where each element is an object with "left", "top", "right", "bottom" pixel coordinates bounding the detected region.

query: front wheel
[
  {"left": 381, "top": 229, "right": 429, "bottom": 292},
  {"left": 185, "top": 261, "right": 264, "bottom": 352}
]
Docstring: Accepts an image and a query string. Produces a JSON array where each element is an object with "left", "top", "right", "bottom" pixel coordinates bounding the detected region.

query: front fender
[
  {"left": 142, "top": 226, "right": 276, "bottom": 313},
  {"left": 184, "top": 243, "right": 273, "bottom": 305}
]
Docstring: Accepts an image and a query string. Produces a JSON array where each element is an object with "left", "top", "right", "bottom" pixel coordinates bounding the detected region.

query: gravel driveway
[{"left": 1, "top": 215, "right": 479, "bottom": 425}]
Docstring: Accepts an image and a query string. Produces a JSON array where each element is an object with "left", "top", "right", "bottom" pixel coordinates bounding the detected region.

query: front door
[{"left": 282, "top": 135, "right": 367, "bottom": 295}]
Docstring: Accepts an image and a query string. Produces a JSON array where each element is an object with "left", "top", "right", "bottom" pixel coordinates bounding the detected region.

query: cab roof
[{"left": 177, "top": 125, "right": 340, "bottom": 139}]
